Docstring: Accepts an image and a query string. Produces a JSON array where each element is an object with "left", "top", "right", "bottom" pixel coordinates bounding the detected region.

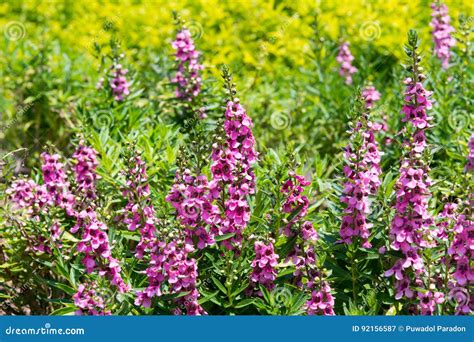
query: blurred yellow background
[{"left": 0, "top": 0, "right": 471, "bottom": 78}]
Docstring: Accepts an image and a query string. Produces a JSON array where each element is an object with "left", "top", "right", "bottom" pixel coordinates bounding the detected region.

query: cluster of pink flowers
[
  {"left": 402, "top": 78, "right": 433, "bottom": 130},
  {"left": 430, "top": 3, "right": 456, "bottom": 69},
  {"left": 281, "top": 171, "right": 310, "bottom": 237},
  {"left": 465, "top": 134, "right": 474, "bottom": 172},
  {"left": 135, "top": 239, "right": 206, "bottom": 315},
  {"left": 210, "top": 101, "right": 257, "bottom": 249},
  {"left": 73, "top": 145, "right": 99, "bottom": 202},
  {"left": 7, "top": 178, "right": 46, "bottom": 217},
  {"left": 8, "top": 154, "right": 74, "bottom": 254},
  {"left": 8, "top": 146, "right": 130, "bottom": 304},
  {"left": 434, "top": 202, "right": 473, "bottom": 315},
  {"left": 448, "top": 210, "right": 473, "bottom": 314},
  {"left": 433, "top": 202, "right": 457, "bottom": 241},
  {"left": 109, "top": 64, "right": 130, "bottom": 101},
  {"left": 417, "top": 291, "right": 445, "bottom": 315},
  {"left": 339, "top": 115, "right": 382, "bottom": 248},
  {"left": 71, "top": 145, "right": 129, "bottom": 294},
  {"left": 249, "top": 241, "right": 279, "bottom": 292},
  {"left": 171, "top": 29, "right": 203, "bottom": 101},
  {"left": 336, "top": 42, "right": 357, "bottom": 85},
  {"left": 71, "top": 209, "right": 129, "bottom": 293},
  {"left": 279, "top": 171, "right": 334, "bottom": 315},
  {"left": 386, "top": 75, "right": 434, "bottom": 305},
  {"left": 306, "top": 281, "right": 336, "bottom": 315},
  {"left": 41, "top": 153, "right": 75, "bottom": 215},
  {"left": 120, "top": 154, "right": 209, "bottom": 315},
  {"left": 362, "top": 86, "right": 381, "bottom": 109},
  {"left": 122, "top": 155, "right": 159, "bottom": 258},
  {"left": 73, "top": 283, "right": 111, "bottom": 316},
  {"left": 166, "top": 169, "right": 220, "bottom": 249}
]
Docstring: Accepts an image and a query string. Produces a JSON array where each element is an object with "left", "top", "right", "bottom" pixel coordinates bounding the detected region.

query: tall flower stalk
[
  {"left": 339, "top": 93, "right": 382, "bottom": 249},
  {"left": 280, "top": 170, "right": 334, "bottom": 315},
  {"left": 71, "top": 144, "right": 129, "bottom": 294},
  {"left": 171, "top": 15, "right": 204, "bottom": 106},
  {"left": 436, "top": 202, "right": 473, "bottom": 315},
  {"left": 134, "top": 224, "right": 206, "bottom": 315},
  {"left": 209, "top": 66, "right": 257, "bottom": 249},
  {"left": 430, "top": 2, "right": 455, "bottom": 69},
  {"left": 122, "top": 148, "right": 206, "bottom": 315},
  {"left": 336, "top": 42, "right": 357, "bottom": 85},
  {"left": 122, "top": 151, "right": 159, "bottom": 258},
  {"left": 8, "top": 145, "right": 130, "bottom": 313},
  {"left": 385, "top": 31, "right": 435, "bottom": 311}
]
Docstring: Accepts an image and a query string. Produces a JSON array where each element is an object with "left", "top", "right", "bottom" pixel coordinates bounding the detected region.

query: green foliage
[{"left": 0, "top": 2, "right": 472, "bottom": 316}]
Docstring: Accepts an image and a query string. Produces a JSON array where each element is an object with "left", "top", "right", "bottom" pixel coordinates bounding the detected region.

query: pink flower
[
  {"left": 210, "top": 101, "right": 257, "bottom": 249},
  {"left": 281, "top": 172, "right": 310, "bottom": 237},
  {"left": 339, "top": 111, "right": 382, "bottom": 248},
  {"left": 249, "top": 241, "right": 279, "bottom": 292},
  {"left": 301, "top": 221, "right": 318, "bottom": 242},
  {"left": 73, "top": 282, "right": 111, "bottom": 316},
  {"left": 362, "top": 86, "right": 381, "bottom": 109},
  {"left": 109, "top": 64, "right": 130, "bottom": 101},
  {"left": 402, "top": 80, "right": 433, "bottom": 130},
  {"left": 386, "top": 50, "right": 433, "bottom": 302},
  {"left": 430, "top": 3, "right": 456, "bottom": 69},
  {"left": 122, "top": 154, "right": 160, "bottom": 258},
  {"left": 166, "top": 169, "right": 220, "bottom": 250},
  {"left": 71, "top": 145, "right": 129, "bottom": 293},
  {"left": 171, "top": 29, "right": 203, "bottom": 101},
  {"left": 72, "top": 209, "right": 129, "bottom": 293},
  {"left": 41, "top": 152, "right": 75, "bottom": 215},
  {"left": 418, "top": 291, "right": 445, "bottom": 315},
  {"left": 73, "top": 145, "right": 100, "bottom": 201},
  {"left": 306, "top": 282, "right": 335, "bottom": 315},
  {"left": 336, "top": 42, "right": 357, "bottom": 85},
  {"left": 136, "top": 239, "right": 206, "bottom": 315}
]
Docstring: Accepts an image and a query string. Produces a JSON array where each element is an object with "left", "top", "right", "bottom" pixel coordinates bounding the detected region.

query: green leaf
[
  {"left": 231, "top": 282, "right": 249, "bottom": 298},
  {"left": 50, "top": 305, "right": 77, "bottom": 316},
  {"left": 211, "top": 276, "right": 227, "bottom": 295},
  {"left": 198, "top": 291, "right": 219, "bottom": 305},
  {"left": 43, "top": 279, "right": 75, "bottom": 296},
  {"left": 214, "top": 233, "right": 236, "bottom": 242},
  {"left": 234, "top": 298, "right": 256, "bottom": 308}
]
